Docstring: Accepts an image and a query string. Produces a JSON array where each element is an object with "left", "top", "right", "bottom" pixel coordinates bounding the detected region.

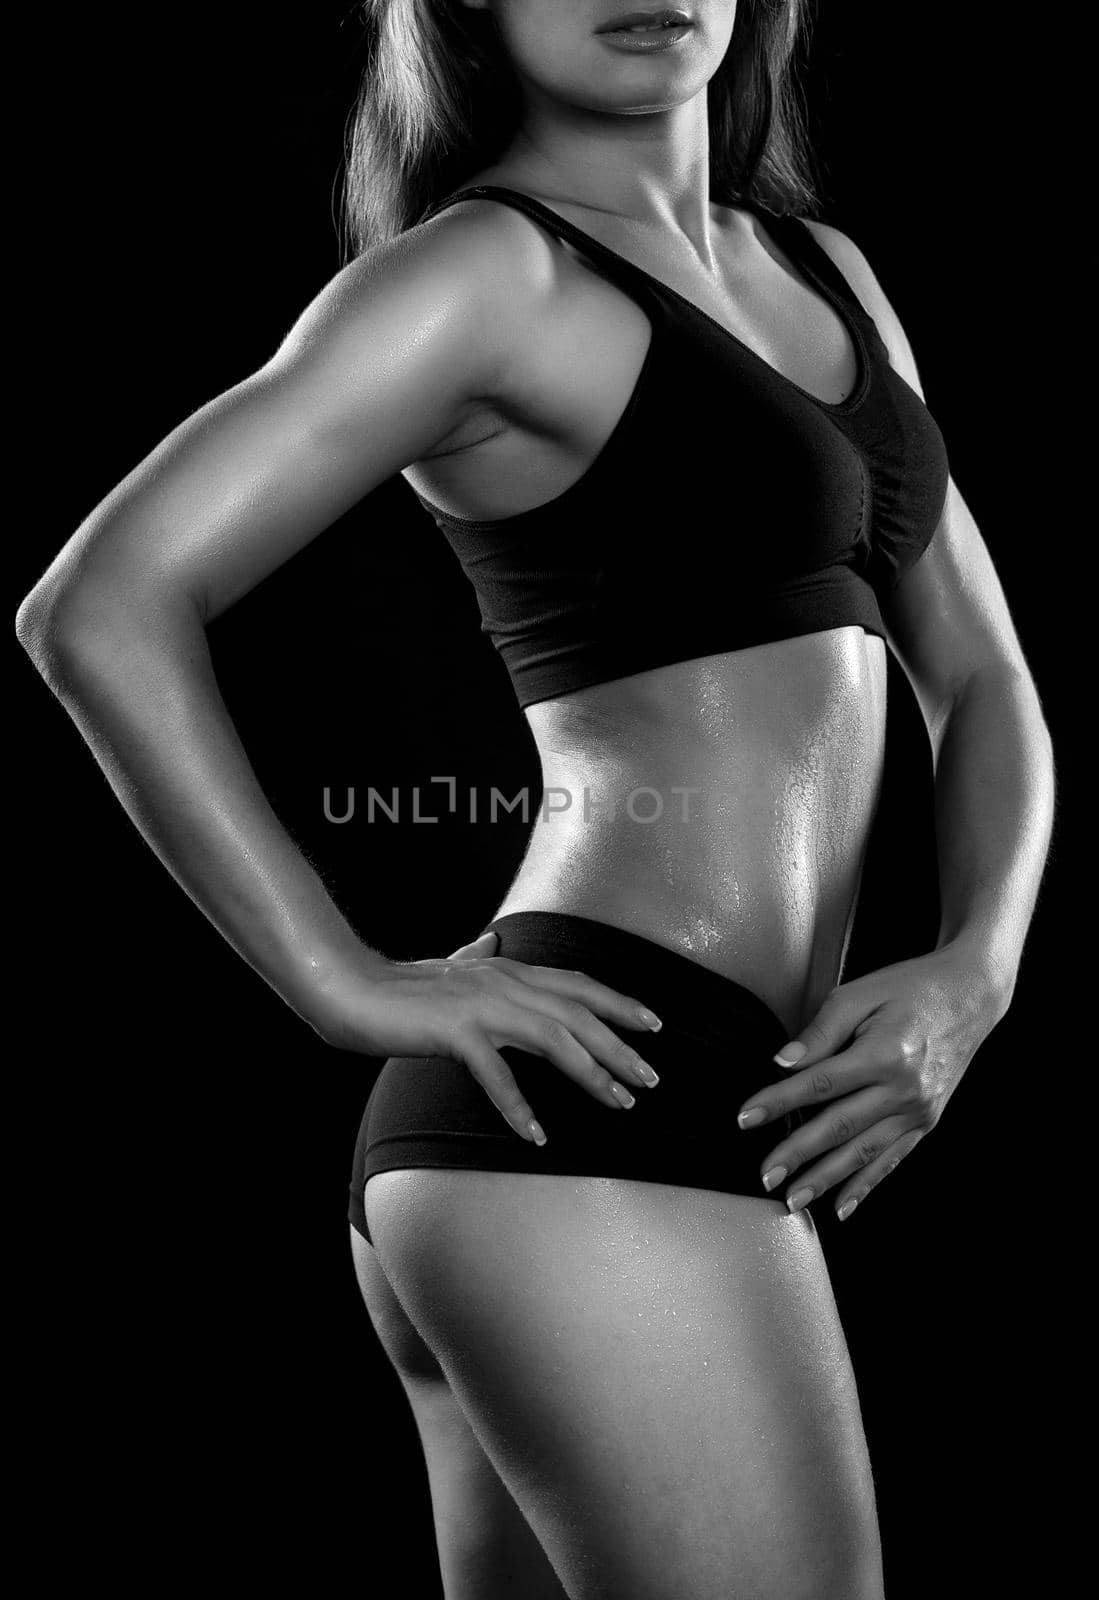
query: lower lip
[{"left": 596, "top": 24, "right": 693, "bottom": 52}]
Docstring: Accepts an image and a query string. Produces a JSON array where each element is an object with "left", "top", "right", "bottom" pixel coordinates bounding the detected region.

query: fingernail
[
  {"left": 737, "top": 1106, "right": 765, "bottom": 1129},
  {"left": 637, "top": 1063, "right": 660, "bottom": 1087},
  {"left": 762, "top": 1165, "right": 788, "bottom": 1192},
  {"left": 787, "top": 1187, "right": 814, "bottom": 1212},
  {"left": 611, "top": 1083, "right": 636, "bottom": 1109},
  {"left": 528, "top": 1119, "right": 547, "bottom": 1146},
  {"left": 837, "top": 1198, "right": 859, "bottom": 1221},
  {"left": 639, "top": 1010, "right": 663, "bottom": 1031},
  {"left": 774, "top": 1042, "right": 807, "bottom": 1067}
]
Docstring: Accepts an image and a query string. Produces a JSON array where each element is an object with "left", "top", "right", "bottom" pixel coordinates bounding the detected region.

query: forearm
[
  {"left": 18, "top": 582, "right": 387, "bottom": 1026},
  {"left": 931, "top": 664, "right": 1056, "bottom": 1005}
]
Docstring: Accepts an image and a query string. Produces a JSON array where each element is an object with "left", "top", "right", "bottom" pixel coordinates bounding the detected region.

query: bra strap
[
  {"left": 766, "top": 211, "right": 870, "bottom": 320},
  {"left": 418, "top": 184, "right": 670, "bottom": 295},
  {"left": 422, "top": 183, "right": 870, "bottom": 326}
]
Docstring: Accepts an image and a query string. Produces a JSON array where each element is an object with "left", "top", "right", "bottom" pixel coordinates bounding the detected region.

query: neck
[{"left": 500, "top": 90, "right": 724, "bottom": 258}]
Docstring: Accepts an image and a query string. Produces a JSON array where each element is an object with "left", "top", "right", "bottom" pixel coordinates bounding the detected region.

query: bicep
[
  {"left": 37, "top": 222, "right": 510, "bottom": 626},
  {"left": 879, "top": 473, "right": 1033, "bottom": 738}
]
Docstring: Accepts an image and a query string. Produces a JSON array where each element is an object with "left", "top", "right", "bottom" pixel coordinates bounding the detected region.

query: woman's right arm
[{"left": 15, "top": 210, "right": 662, "bottom": 1134}]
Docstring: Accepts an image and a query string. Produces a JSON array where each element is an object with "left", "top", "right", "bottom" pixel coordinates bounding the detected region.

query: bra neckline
[{"left": 429, "top": 183, "right": 872, "bottom": 417}]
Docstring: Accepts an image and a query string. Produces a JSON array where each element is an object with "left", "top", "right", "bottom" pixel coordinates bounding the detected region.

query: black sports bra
[{"left": 411, "top": 184, "right": 950, "bottom": 711}]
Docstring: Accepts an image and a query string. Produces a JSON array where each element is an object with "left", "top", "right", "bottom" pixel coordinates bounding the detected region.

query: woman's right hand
[{"left": 311, "top": 930, "right": 663, "bottom": 1143}]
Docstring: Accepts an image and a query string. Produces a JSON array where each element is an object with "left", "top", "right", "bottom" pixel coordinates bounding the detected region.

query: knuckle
[
  {"left": 831, "top": 1112, "right": 857, "bottom": 1144},
  {"left": 889, "top": 1137, "right": 915, "bottom": 1170},
  {"left": 894, "top": 1069, "right": 925, "bottom": 1107},
  {"left": 611, "top": 1033, "right": 640, "bottom": 1066},
  {"left": 497, "top": 1081, "right": 527, "bottom": 1117},
  {"left": 911, "top": 1096, "right": 935, "bottom": 1129},
  {"left": 809, "top": 1069, "right": 834, "bottom": 1099},
  {"left": 896, "top": 1034, "right": 924, "bottom": 1067},
  {"left": 539, "top": 1017, "right": 571, "bottom": 1051},
  {"left": 447, "top": 1014, "right": 478, "bottom": 1052},
  {"left": 813, "top": 987, "right": 844, "bottom": 1022},
  {"left": 855, "top": 1136, "right": 881, "bottom": 1167},
  {"left": 559, "top": 999, "right": 591, "bottom": 1030},
  {"left": 906, "top": 1086, "right": 938, "bottom": 1127}
]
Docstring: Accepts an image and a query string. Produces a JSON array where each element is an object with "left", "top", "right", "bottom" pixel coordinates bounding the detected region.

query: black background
[{"left": 14, "top": 4, "right": 1081, "bottom": 1594}]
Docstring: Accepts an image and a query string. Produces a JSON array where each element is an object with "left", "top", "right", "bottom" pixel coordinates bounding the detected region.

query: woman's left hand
[{"left": 735, "top": 944, "right": 1011, "bottom": 1221}]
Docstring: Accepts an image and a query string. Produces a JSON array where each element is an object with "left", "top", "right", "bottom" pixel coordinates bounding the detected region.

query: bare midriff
[{"left": 491, "top": 625, "right": 888, "bottom": 1038}]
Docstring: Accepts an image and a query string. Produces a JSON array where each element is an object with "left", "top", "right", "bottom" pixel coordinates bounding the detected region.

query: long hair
[{"left": 339, "top": 1, "right": 824, "bottom": 261}]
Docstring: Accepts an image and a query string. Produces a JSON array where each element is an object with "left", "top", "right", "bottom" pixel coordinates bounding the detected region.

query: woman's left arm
[
  {"left": 734, "top": 224, "right": 1058, "bottom": 1219},
  {"left": 887, "top": 472, "right": 1057, "bottom": 998}
]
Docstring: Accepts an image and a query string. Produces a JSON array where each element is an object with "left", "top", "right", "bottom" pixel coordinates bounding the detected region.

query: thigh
[
  {"left": 350, "top": 1223, "right": 569, "bottom": 1600},
  {"left": 365, "top": 1168, "right": 884, "bottom": 1600}
]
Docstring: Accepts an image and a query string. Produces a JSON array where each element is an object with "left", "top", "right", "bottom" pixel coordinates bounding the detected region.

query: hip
[{"left": 349, "top": 909, "right": 812, "bottom": 1244}]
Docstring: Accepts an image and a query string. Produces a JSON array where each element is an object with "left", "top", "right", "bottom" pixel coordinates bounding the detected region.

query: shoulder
[
  {"left": 273, "top": 196, "right": 556, "bottom": 390},
  {"left": 797, "top": 217, "right": 889, "bottom": 318},
  {"left": 401, "top": 194, "right": 565, "bottom": 299},
  {"left": 798, "top": 217, "right": 925, "bottom": 397}
]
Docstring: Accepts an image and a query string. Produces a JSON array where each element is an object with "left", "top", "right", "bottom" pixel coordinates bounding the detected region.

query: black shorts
[{"left": 349, "top": 910, "right": 807, "bottom": 1245}]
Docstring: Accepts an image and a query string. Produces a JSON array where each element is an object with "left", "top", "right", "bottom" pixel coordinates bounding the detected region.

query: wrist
[
  {"left": 935, "top": 929, "right": 1017, "bottom": 1020},
  {"left": 281, "top": 937, "right": 397, "bottom": 1036}
]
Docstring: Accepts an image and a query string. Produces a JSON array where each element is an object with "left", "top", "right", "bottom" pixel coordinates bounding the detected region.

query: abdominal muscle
[{"left": 491, "top": 625, "right": 888, "bottom": 1039}]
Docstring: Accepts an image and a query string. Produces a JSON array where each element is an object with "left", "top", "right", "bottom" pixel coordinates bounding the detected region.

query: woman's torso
[
  {"left": 403, "top": 168, "right": 923, "bottom": 1037},
  {"left": 504, "top": 632, "right": 886, "bottom": 1039}
]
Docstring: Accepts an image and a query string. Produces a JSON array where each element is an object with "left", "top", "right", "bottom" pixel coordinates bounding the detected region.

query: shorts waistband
[{"left": 481, "top": 910, "right": 789, "bottom": 1053}]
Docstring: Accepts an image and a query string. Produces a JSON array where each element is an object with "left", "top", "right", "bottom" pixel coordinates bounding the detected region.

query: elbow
[
  {"left": 14, "top": 587, "right": 45, "bottom": 658},
  {"left": 949, "top": 661, "right": 1056, "bottom": 770},
  {"left": 15, "top": 571, "right": 199, "bottom": 684},
  {"left": 1003, "top": 665, "right": 1055, "bottom": 766},
  {"left": 16, "top": 578, "right": 109, "bottom": 678},
  {"left": 14, "top": 582, "right": 81, "bottom": 673}
]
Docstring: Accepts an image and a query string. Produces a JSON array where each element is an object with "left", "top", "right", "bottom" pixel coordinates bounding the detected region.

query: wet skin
[
  {"left": 407, "top": 166, "right": 888, "bottom": 1039},
  {"left": 361, "top": 167, "right": 894, "bottom": 1596},
  {"left": 498, "top": 626, "right": 887, "bottom": 1041}
]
